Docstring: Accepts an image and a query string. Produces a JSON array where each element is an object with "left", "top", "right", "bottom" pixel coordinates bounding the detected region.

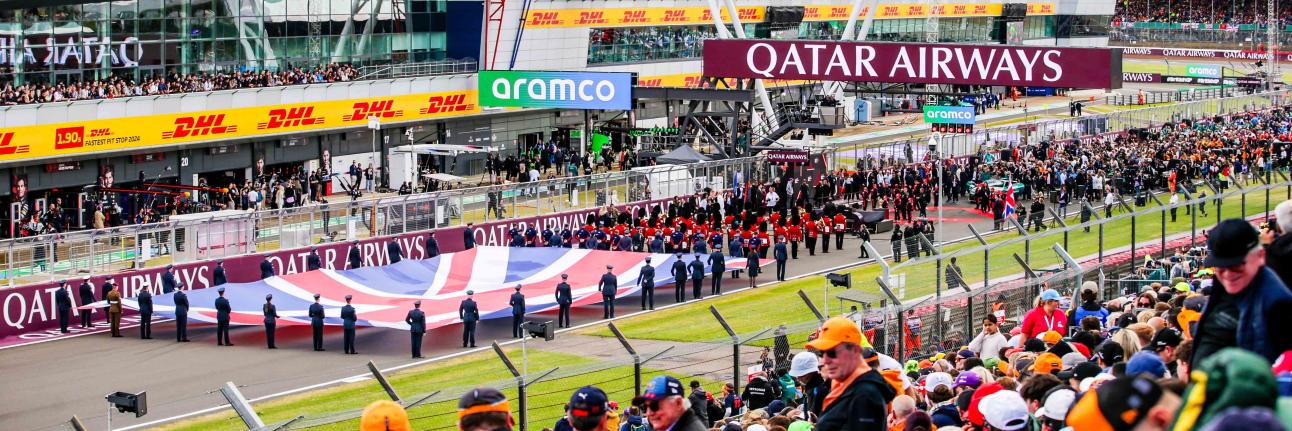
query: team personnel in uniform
[
  {"left": 341, "top": 295, "right": 358, "bottom": 354},
  {"left": 263, "top": 294, "right": 279, "bottom": 349},
  {"left": 137, "top": 286, "right": 153, "bottom": 339},
  {"left": 307, "top": 246, "right": 322, "bottom": 271},
  {"left": 460, "top": 290, "right": 479, "bottom": 347},
  {"left": 774, "top": 237, "right": 789, "bottom": 281},
  {"left": 260, "top": 256, "right": 275, "bottom": 279},
  {"left": 638, "top": 259, "right": 656, "bottom": 310},
  {"left": 406, "top": 300, "right": 426, "bottom": 358},
  {"left": 215, "top": 287, "right": 232, "bottom": 346},
  {"left": 599, "top": 265, "right": 618, "bottom": 318},
  {"left": 671, "top": 253, "right": 688, "bottom": 303},
  {"left": 555, "top": 274, "right": 573, "bottom": 327},
  {"left": 349, "top": 241, "right": 363, "bottom": 269},
  {"left": 388, "top": 240, "right": 403, "bottom": 264},
  {"left": 509, "top": 284, "right": 526, "bottom": 338},
  {"left": 106, "top": 282, "right": 123, "bottom": 337},
  {"left": 688, "top": 254, "right": 705, "bottom": 300},
  {"left": 213, "top": 259, "right": 227, "bottom": 286},
  {"left": 55, "top": 280, "right": 72, "bottom": 333},
  {"left": 708, "top": 249, "right": 725, "bottom": 296},
  {"left": 174, "top": 284, "right": 190, "bottom": 342},
  {"left": 309, "top": 293, "right": 326, "bottom": 351},
  {"left": 78, "top": 277, "right": 95, "bottom": 328}
]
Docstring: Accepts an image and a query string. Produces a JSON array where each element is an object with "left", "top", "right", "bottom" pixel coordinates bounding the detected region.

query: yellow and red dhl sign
[
  {"left": 802, "top": 2, "right": 1054, "bottom": 20},
  {"left": 0, "top": 90, "right": 479, "bottom": 163},
  {"left": 525, "top": 6, "right": 764, "bottom": 28},
  {"left": 637, "top": 73, "right": 806, "bottom": 89}
]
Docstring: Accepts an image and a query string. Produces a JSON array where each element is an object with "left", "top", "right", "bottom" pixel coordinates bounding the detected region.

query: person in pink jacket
[{"left": 1021, "top": 289, "right": 1068, "bottom": 340}]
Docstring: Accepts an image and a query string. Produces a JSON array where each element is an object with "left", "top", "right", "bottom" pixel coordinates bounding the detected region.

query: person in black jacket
[
  {"left": 348, "top": 241, "right": 363, "bottom": 269},
  {"left": 213, "top": 260, "right": 227, "bottom": 286},
  {"left": 509, "top": 284, "right": 526, "bottom": 338},
  {"left": 137, "top": 287, "right": 153, "bottom": 339},
  {"left": 215, "top": 287, "right": 232, "bottom": 346},
  {"left": 806, "top": 317, "right": 896, "bottom": 431},
  {"left": 708, "top": 249, "right": 725, "bottom": 296},
  {"left": 263, "top": 294, "right": 279, "bottom": 348},
  {"left": 599, "top": 265, "right": 618, "bottom": 319},
  {"left": 463, "top": 222, "right": 477, "bottom": 249},
  {"left": 688, "top": 254, "right": 705, "bottom": 300},
  {"left": 78, "top": 277, "right": 95, "bottom": 328},
  {"left": 54, "top": 280, "right": 73, "bottom": 333},
  {"left": 741, "top": 373, "right": 776, "bottom": 412},
  {"left": 174, "top": 285, "right": 190, "bottom": 342},
  {"left": 260, "top": 257, "right": 274, "bottom": 280},
  {"left": 555, "top": 274, "right": 573, "bottom": 327},
  {"left": 309, "top": 293, "right": 326, "bottom": 351},
  {"left": 788, "top": 351, "right": 829, "bottom": 418},
  {"left": 341, "top": 295, "right": 357, "bottom": 354},
  {"left": 307, "top": 246, "right": 322, "bottom": 271},
  {"left": 774, "top": 238, "right": 789, "bottom": 281},
  {"left": 687, "top": 381, "right": 710, "bottom": 427},
  {"left": 638, "top": 259, "right": 656, "bottom": 310},
  {"left": 387, "top": 240, "right": 403, "bottom": 264},
  {"left": 427, "top": 231, "right": 441, "bottom": 258},
  {"left": 671, "top": 253, "right": 688, "bottom": 303},
  {"left": 161, "top": 265, "right": 177, "bottom": 293},
  {"left": 460, "top": 290, "right": 479, "bottom": 347},
  {"left": 406, "top": 300, "right": 426, "bottom": 358}
]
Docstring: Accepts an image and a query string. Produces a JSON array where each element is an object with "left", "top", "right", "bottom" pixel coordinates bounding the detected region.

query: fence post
[
  {"left": 874, "top": 277, "right": 903, "bottom": 359},
  {"left": 1054, "top": 245, "right": 1083, "bottom": 293},
  {"left": 864, "top": 242, "right": 890, "bottom": 292},
  {"left": 1149, "top": 194, "right": 1166, "bottom": 259},
  {"left": 1181, "top": 188, "right": 1198, "bottom": 249},
  {"left": 219, "top": 381, "right": 266, "bottom": 429},
  {"left": 367, "top": 360, "right": 401, "bottom": 402},
  {"left": 1046, "top": 208, "right": 1069, "bottom": 266},
  {"left": 1118, "top": 194, "right": 1137, "bottom": 262},
  {"left": 967, "top": 225, "right": 988, "bottom": 291},
  {"left": 797, "top": 290, "right": 826, "bottom": 324},
  {"left": 1233, "top": 179, "right": 1247, "bottom": 220},
  {"left": 710, "top": 305, "right": 740, "bottom": 395},
  {"left": 1008, "top": 218, "right": 1030, "bottom": 267},
  {"left": 608, "top": 322, "right": 643, "bottom": 396}
]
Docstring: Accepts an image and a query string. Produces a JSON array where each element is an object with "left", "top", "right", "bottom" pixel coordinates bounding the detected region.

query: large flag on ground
[
  {"left": 120, "top": 247, "right": 754, "bottom": 330},
  {"left": 1003, "top": 181, "right": 1017, "bottom": 219}
]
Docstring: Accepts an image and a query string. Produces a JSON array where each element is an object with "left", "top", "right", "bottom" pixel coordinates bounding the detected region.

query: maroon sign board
[
  {"left": 765, "top": 150, "right": 810, "bottom": 164},
  {"left": 703, "top": 40, "right": 1123, "bottom": 89}
]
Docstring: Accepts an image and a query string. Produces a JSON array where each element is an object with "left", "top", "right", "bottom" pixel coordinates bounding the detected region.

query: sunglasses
[{"left": 818, "top": 344, "right": 851, "bottom": 359}]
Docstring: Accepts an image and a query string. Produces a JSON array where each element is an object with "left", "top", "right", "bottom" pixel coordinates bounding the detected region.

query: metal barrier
[{"left": 1105, "top": 87, "right": 1243, "bottom": 106}]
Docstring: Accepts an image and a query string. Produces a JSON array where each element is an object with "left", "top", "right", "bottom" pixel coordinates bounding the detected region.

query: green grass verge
[{"left": 581, "top": 180, "right": 1292, "bottom": 343}]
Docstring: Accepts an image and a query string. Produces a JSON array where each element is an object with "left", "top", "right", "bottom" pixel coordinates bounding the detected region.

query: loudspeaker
[
  {"left": 825, "top": 273, "right": 851, "bottom": 288},
  {"left": 523, "top": 320, "right": 554, "bottom": 341},
  {"left": 106, "top": 391, "right": 147, "bottom": 418}
]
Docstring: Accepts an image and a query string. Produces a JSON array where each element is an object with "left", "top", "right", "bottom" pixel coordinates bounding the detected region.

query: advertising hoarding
[
  {"left": 923, "top": 105, "right": 977, "bottom": 125},
  {"left": 702, "top": 40, "right": 1122, "bottom": 89},
  {"left": 1185, "top": 64, "right": 1223, "bottom": 78},
  {"left": 765, "top": 150, "right": 810, "bottom": 164},
  {"left": 478, "top": 71, "right": 634, "bottom": 111}
]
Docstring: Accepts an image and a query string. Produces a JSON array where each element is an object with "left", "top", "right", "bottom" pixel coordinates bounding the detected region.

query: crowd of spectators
[
  {"left": 1114, "top": 0, "right": 1292, "bottom": 25},
  {"left": 0, "top": 63, "right": 359, "bottom": 106}
]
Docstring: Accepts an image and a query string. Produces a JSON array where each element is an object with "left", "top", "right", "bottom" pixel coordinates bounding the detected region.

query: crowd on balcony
[
  {"left": 1114, "top": 0, "right": 1292, "bottom": 25},
  {"left": 0, "top": 63, "right": 360, "bottom": 106}
]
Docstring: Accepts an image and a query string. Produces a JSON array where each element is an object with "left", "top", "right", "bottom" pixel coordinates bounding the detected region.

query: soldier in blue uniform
[
  {"left": 161, "top": 264, "right": 178, "bottom": 293},
  {"left": 509, "top": 228, "right": 525, "bottom": 247},
  {"left": 463, "top": 222, "right": 477, "bottom": 249},
  {"left": 638, "top": 258, "right": 656, "bottom": 310},
  {"left": 543, "top": 228, "right": 557, "bottom": 246},
  {"left": 585, "top": 232, "right": 600, "bottom": 250},
  {"left": 427, "top": 231, "right": 441, "bottom": 258},
  {"left": 509, "top": 284, "right": 526, "bottom": 338},
  {"left": 631, "top": 229, "right": 644, "bottom": 252},
  {"left": 708, "top": 248, "right": 725, "bottom": 296},
  {"left": 348, "top": 240, "right": 363, "bottom": 269},
  {"left": 215, "top": 287, "right": 233, "bottom": 345},
  {"left": 599, "top": 265, "right": 618, "bottom": 319},
  {"left": 309, "top": 293, "right": 326, "bottom": 351},
  {"left": 688, "top": 254, "right": 705, "bottom": 300},
  {"left": 649, "top": 234, "right": 665, "bottom": 253},
  {"left": 709, "top": 232, "right": 724, "bottom": 252},
  {"left": 213, "top": 259, "right": 227, "bottom": 286},
  {"left": 692, "top": 232, "right": 707, "bottom": 254},
  {"left": 597, "top": 231, "right": 611, "bottom": 250},
  {"left": 459, "top": 290, "right": 479, "bottom": 347},
  {"left": 137, "top": 286, "right": 153, "bottom": 339},
  {"left": 174, "top": 284, "right": 190, "bottom": 342},
  {"left": 671, "top": 253, "right": 688, "bottom": 303},
  {"left": 555, "top": 274, "right": 573, "bottom": 328},
  {"left": 341, "top": 295, "right": 357, "bottom": 354},
  {"left": 525, "top": 227, "right": 539, "bottom": 247},
  {"left": 669, "top": 230, "right": 685, "bottom": 253},
  {"left": 405, "top": 300, "right": 426, "bottom": 358},
  {"left": 55, "top": 280, "right": 72, "bottom": 333},
  {"left": 263, "top": 294, "right": 279, "bottom": 349},
  {"left": 577, "top": 228, "right": 590, "bottom": 249},
  {"left": 618, "top": 233, "right": 633, "bottom": 251},
  {"left": 307, "top": 246, "right": 322, "bottom": 271},
  {"left": 729, "top": 237, "right": 745, "bottom": 279},
  {"left": 560, "top": 228, "right": 573, "bottom": 248},
  {"left": 387, "top": 240, "right": 403, "bottom": 264},
  {"left": 78, "top": 277, "right": 95, "bottom": 328},
  {"left": 774, "top": 237, "right": 790, "bottom": 281},
  {"left": 260, "top": 256, "right": 275, "bottom": 280}
]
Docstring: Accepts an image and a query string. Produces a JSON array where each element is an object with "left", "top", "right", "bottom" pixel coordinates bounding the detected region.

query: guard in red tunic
[
  {"left": 787, "top": 222, "right": 802, "bottom": 259},
  {"left": 833, "top": 212, "right": 847, "bottom": 251},
  {"left": 805, "top": 216, "right": 819, "bottom": 256}
]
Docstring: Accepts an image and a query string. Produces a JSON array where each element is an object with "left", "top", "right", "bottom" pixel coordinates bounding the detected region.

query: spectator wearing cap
[
  {"left": 806, "top": 316, "right": 896, "bottom": 431},
  {"left": 789, "top": 351, "right": 828, "bottom": 418},
  {"left": 1094, "top": 341, "right": 1125, "bottom": 371},
  {"left": 341, "top": 294, "right": 358, "bottom": 354},
  {"left": 214, "top": 286, "right": 232, "bottom": 345},
  {"left": 361, "top": 400, "right": 412, "bottom": 431},
  {"left": 1066, "top": 375, "right": 1179, "bottom": 431},
  {"left": 925, "top": 372, "right": 962, "bottom": 428},
  {"left": 969, "top": 315, "right": 1009, "bottom": 360},
  {"left": 1193, "top": 219, "right": 1292, "bottom": 364},
  {"left": 567, "top": 386, "right": 612, "bottom": 431},
  {"left": 1021, "top": 289, "right": 1067, "bottom": 340},
  {"left": 1126, "top": 351, "right": 1167, "bottom": 379},
  {"left": 1034, "top": 387, "right": 1074, "bottom": 431},
  {"left": 309, "top": 293, "right": 326, "bottom": 351},
  {"left": 979, "top": 390, "right": 1031, "bottom": 431},
  {"left": 458, "top": 387, "right": 514, "bottom": 431},
  {"left": 1150, "top": 328, "right": 1182, "bottom": 377},
  {"left": 406, "top": 300, "right": 426, "bottom": 358},
  {"left": 635, "top": 376, "right": 705, "bottom": 431},
  {"left": 687, "top": 381, "right": 711, "bottom": 426},
  {"left": 600, "top": 265, "right": 618, "bottom": 319},
  {"left": 263, "top": 294, "right": 279, "bottom": 349},
  {"left": 1265, "top": 199, "right": 1292, "bottom": 285},
  {"left": 1059, "top": 361, "right": 1102, "bottom": 389}
]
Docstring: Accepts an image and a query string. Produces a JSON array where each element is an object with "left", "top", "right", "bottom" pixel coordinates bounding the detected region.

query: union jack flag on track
[
  {"left": 120, "top": 247, "right": 753, "bottom": 330},
  {"left": 1003, "top": 181, "right": 1017, "bottom": 219}
]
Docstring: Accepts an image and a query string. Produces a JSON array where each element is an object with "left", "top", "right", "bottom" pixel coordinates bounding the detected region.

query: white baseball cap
[
  {"left": 1035, "top": 388, "right": 1076, "bottom": 420},
  {"left": 923, "top": 372, "right": 954, "bottom": 392},
  {"left": 788, "top": 351, "right": 819, "bottom": 377},
  {"left": 979, "top": 390, "right": 1030, "bottom": 431}
]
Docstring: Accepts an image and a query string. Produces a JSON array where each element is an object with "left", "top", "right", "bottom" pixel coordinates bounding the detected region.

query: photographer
[{"left": 1265, "top": 200, "right": 1292, "bottom": 285}]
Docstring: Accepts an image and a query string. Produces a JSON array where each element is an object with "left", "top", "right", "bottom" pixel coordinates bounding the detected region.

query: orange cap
[
  {"left": 360, "top": 400, "right": 412, "bottom": 431},
  {"left": 805, "top": 316, "right": 870, "bottom": 351},
  {"left": 1033, "top": 353, "right": 1063, "bottom": 375},
  {"left": 1042, "top": 330, "right": 1063, "bottom": 345}
]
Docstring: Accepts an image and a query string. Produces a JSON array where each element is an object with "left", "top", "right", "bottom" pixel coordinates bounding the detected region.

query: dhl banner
[
  {"left": 523, "top": 3, "right": 1053, "bottom": 28},
  {"left": 0, "top": 90, "right": 479, "bottom": 163},
  {"left": 525, "top": 6, "right": 765, "bottom": 28},
  {"left": 637, "top": 73, "right": 806, "bottom": 89}
]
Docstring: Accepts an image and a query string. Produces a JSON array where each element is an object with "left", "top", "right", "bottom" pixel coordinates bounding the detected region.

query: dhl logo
[
  {"left": 662, "top": 9, "right": 689, "bottom": 23},
  {"left": 805, "top": 8, "right": 823, "bottom": 19},
  {"left": 738, "top": 8, "right": 759, "bottom": 20},
  {"left": 974, "top": 4, "right": 988, "bottom": 13},
  {"left": 828, "top": 7, "right": 850, "bottom": 18},
  {"left": 1040, "top": 4, "right": 1053, "bottom": 13},
  {"left": 576, "top": 11, "right": 607, "bottom": 25},
  {"left": 932, "top": 5, "right": 946, "bottom": 15},
  {"left": 683, "top": 76, "right": 704, "bottom": 88},
  {"left": 881, "top": 6, "right": 900, "bottom": 16},
  {"left": 163, "top": 114, "right": 236, "bottom": 139},
  {"left": 90, "top": 128, "right": 111, "bottom": 137},
  {"left": 622, "top": 10, "right": 648, "bottom": 23},
  {"left": 54, "top": 126, "right": 84, "bottom": 149},
  {"left": 344, "top": 100, "right": 402, "bottom": 122},
  {"left": 638, "top": 78, "right": 662, "bottom": 87},
  {"left": 952, "top": 5, "right": 967, "bottom": 14},
  {"left": 528, "top": 11, "right": 562, "bottom": 26},
  {"left": 906, "top": 5, "right": 926, "bottom": 15},
  {"left": 0, "top": 132, "right": 26, "bottom": 155},
  {"left": 259, "top": 106, "right": 326, "bottom": 130},
  {"left": 419, "top": 94, "right": 475, "bottom": 115}
]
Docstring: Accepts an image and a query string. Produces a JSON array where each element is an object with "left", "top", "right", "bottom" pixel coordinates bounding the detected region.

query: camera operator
[{"left": 1265, "top": 200, "right": 1292, "bottom": 285}]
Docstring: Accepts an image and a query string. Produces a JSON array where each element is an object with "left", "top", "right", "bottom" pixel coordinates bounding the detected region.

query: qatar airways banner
[
  {"left": 703, "top": 40, "right": 1123, "bottom": 89},
  {"left": 0, "top": 196, "right": 680, "bottom": 341},
  {"left": 1120, "top": 46, "right": 1292, "bottom": 62}
]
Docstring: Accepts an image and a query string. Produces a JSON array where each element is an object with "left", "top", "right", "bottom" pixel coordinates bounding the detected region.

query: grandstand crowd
[
  {"left": 0, "top": 63, "right": 359, "bottom": 106},
  {"left": 1113, "top": 0, "right": 1292, "bottom": 24}
]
